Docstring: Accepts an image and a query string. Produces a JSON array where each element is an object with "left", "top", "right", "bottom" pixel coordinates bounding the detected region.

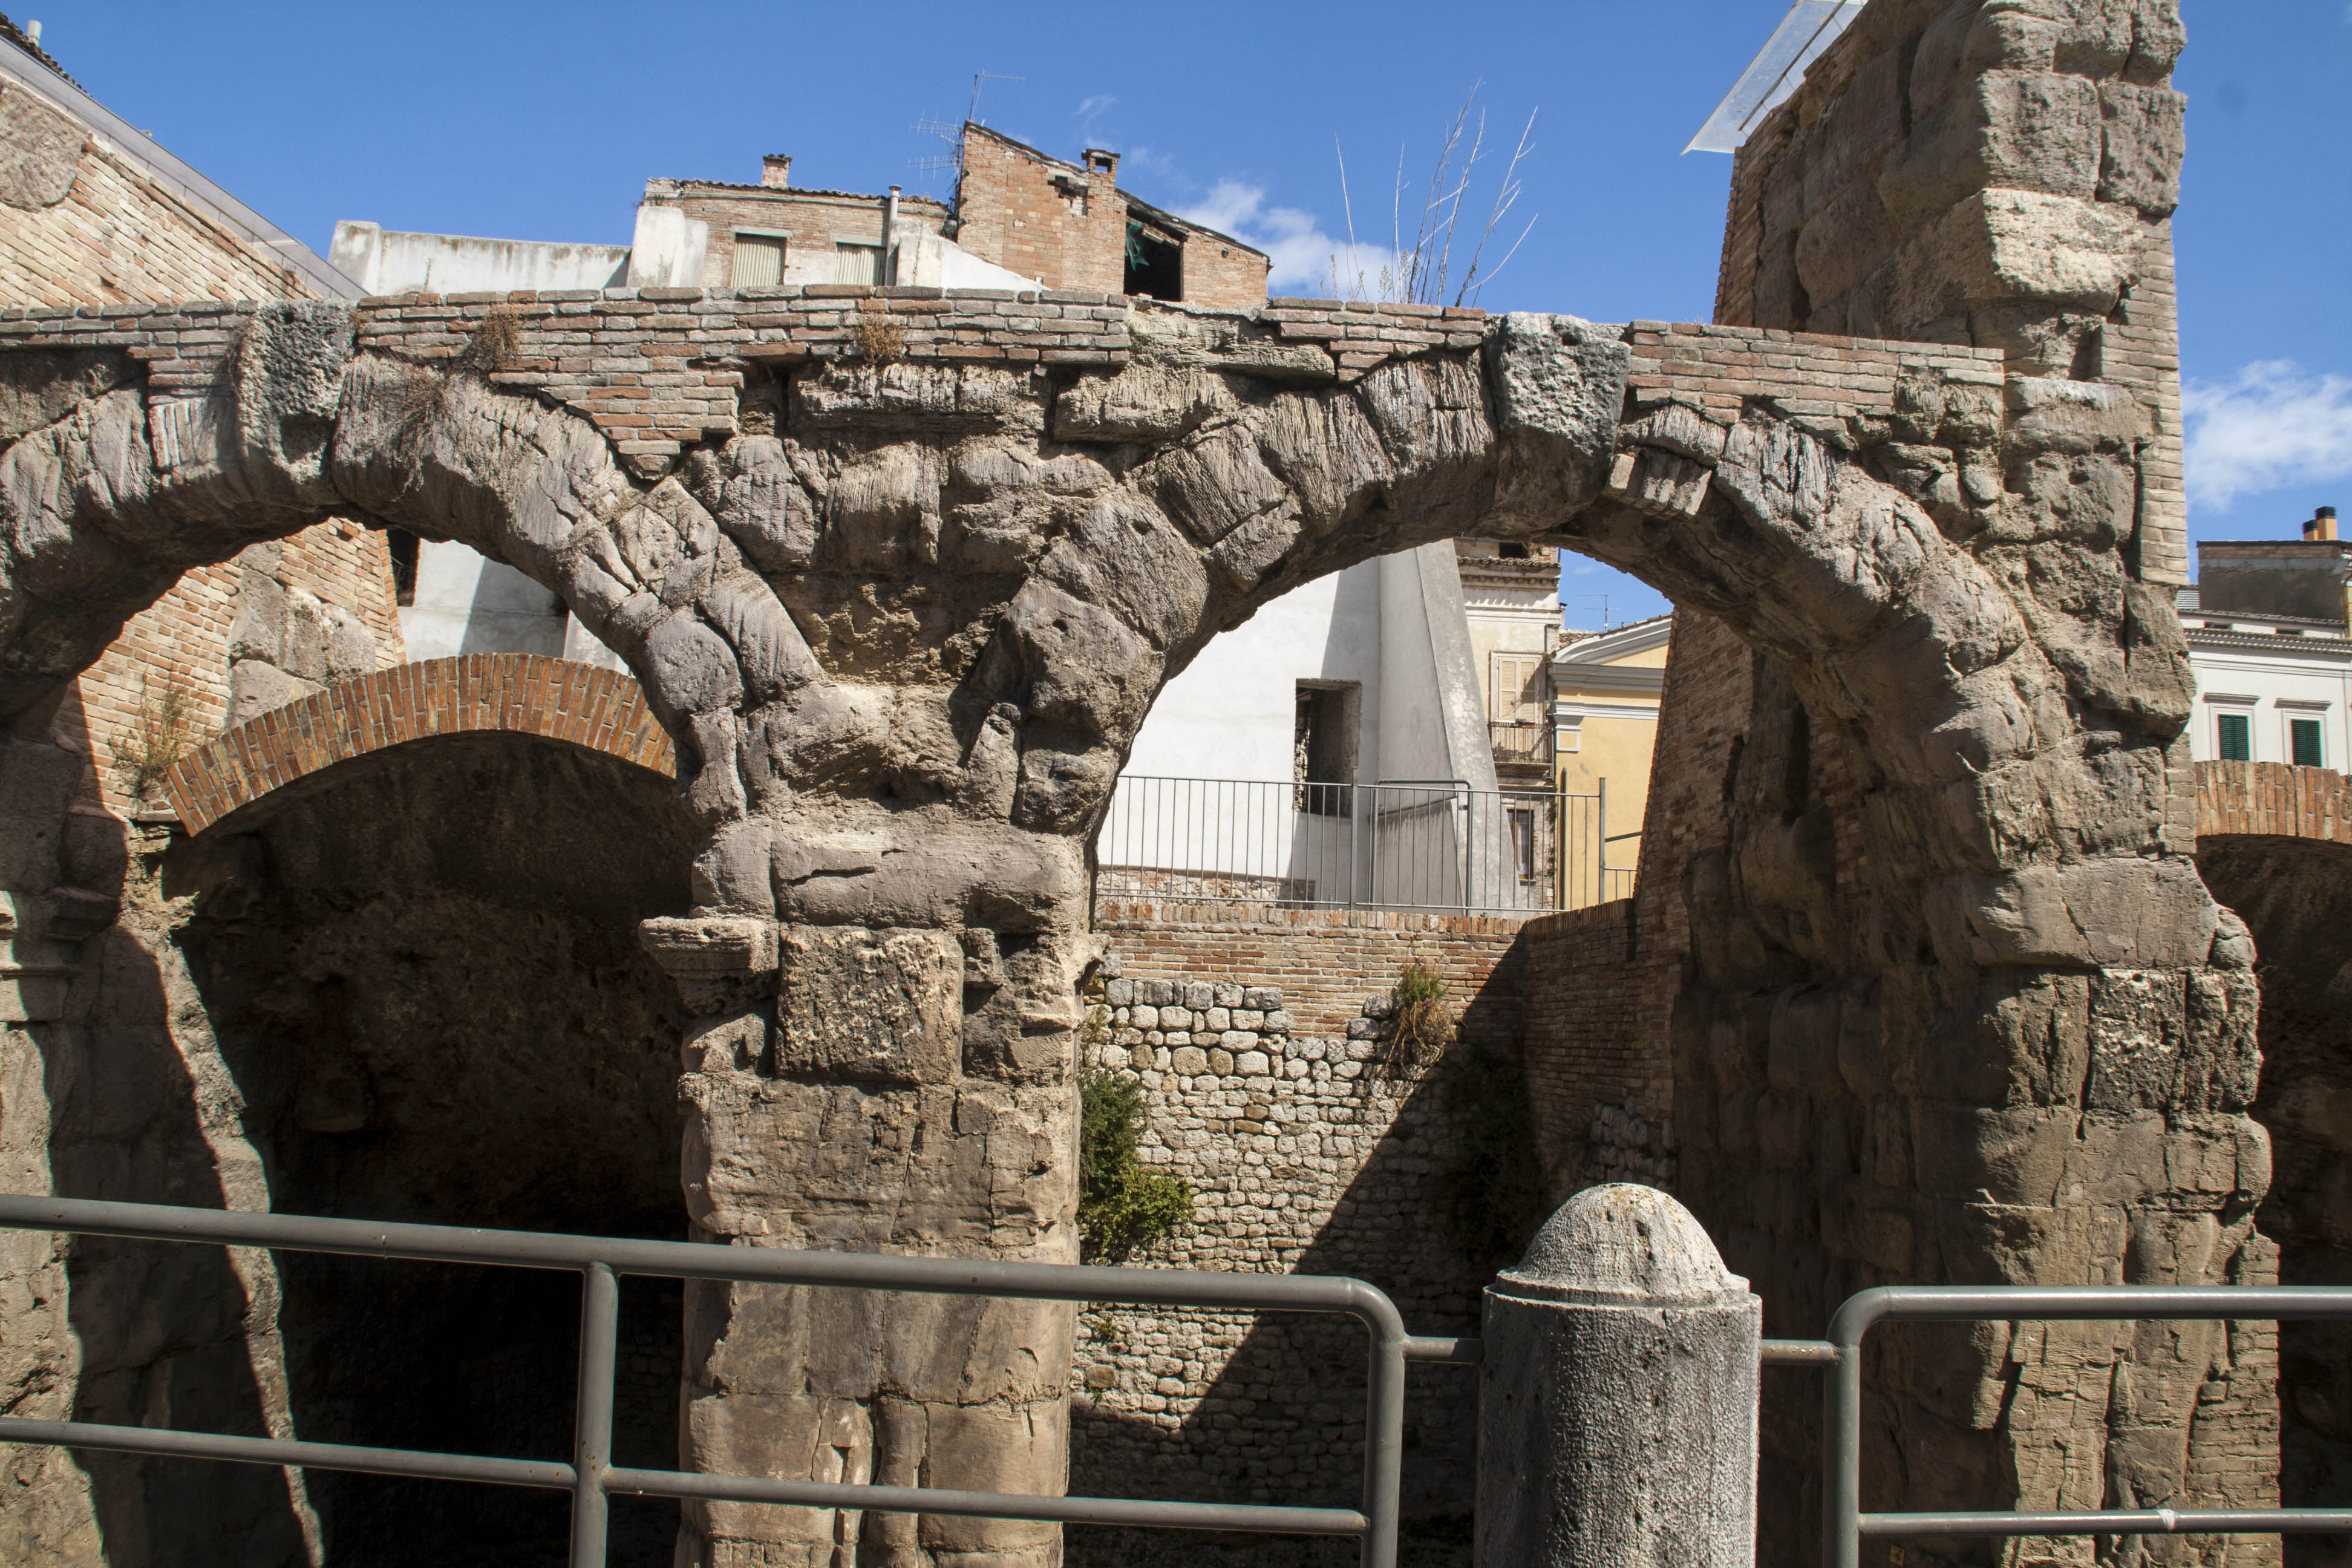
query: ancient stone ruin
[{"left": 1, "top": 1, "right": 2309, "bottom": 1564}]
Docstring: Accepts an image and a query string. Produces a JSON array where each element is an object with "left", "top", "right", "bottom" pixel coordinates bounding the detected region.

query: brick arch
[
  {"left": 2195, "top": 759, "right": 2352, "bottom": 844},
  {"left": 160, "top": 653, "right": 676, "bottom": 834}
]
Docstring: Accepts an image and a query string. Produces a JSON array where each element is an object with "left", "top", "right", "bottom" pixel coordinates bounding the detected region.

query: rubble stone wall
[{"left": 1074, "top": 903, "right": 1528, "bottom": 1520}]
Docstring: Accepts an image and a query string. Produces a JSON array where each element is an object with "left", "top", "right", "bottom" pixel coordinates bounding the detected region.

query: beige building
[
  {"left": 1552, "top": 612, "right": 1671, "bottom": 898},
  {"left": 1455, "top": 540, "right": 1564, "bottom": 792}
]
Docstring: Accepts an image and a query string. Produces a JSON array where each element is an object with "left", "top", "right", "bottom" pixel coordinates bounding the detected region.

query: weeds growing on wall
[
  {"left": 1078, "top": 1045, "right": 1195, "bottom": 1263},
  {"left": 1382, "top": 959, "right": 1453, "bottom": 1078},
  {"left": 457, "top": 306, "right": 524, "bottom": 374},
  {"left": 108, "top": 674, "right": 195, "bottom": 799},
  {"left": 850, "top": 303, "right": 906, "bottom": 367}
]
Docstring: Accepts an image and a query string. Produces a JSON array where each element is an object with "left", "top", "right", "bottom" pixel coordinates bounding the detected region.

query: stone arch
[
  {"left": 160, "top": 652, "right": 675, "bottom": 832},
  {"left": 0, "top": 284, "right": 2248, "bottom": 1563},
  {"left": 2190, "top": 759, "right": 2352, "bottom": 1535}
]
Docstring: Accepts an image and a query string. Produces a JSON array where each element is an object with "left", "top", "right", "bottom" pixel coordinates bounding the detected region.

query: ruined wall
[
  {"left": 1076, "top": 903, "right": 1528, "bottom": 1524},
  {"left": 953, "top": 127, "right": 1130, "bottom": 298},
  {"left": 2, "top": 728, "right": 696, "bottom": 1568},
  {"left": 1544, "top": 4, "right": 2266, "bottom": 1562},
  {"left": 0, "top": 199, "right": 2257, "bottom": 1568},
  {"left": 2190, "top": 761, "right": 2352, "bottom": 1567},
  {"left": 0, "top": 74, "right": 313, "bottom": 310}
]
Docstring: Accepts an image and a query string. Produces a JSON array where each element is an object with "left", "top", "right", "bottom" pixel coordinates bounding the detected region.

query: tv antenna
[
  {"left": 967, "top": 71, "right": 1023, "bottom": 125},
  {"left": 910, "top": 75, "right": 1024, "bottom": 191}
]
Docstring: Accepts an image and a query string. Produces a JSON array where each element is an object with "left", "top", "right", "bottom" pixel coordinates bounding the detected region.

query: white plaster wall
[
  {"left": 330, "top": 222, "right": 630, "bottom": 295},
  {"left": 1125, "top": 559, "right": 1383, "bottom": 785},
  {"left": 2187, "top": 643, "right": 2352, "bottom": 767},
  {"left": 396, "top": 541, "right": 567, "bottom": 661}
]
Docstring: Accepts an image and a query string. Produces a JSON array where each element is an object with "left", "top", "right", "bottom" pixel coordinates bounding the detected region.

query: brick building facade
[
  {"left": 953, "top": 123, "right": 1269, "bottom": 309},
  {"left": 0, "top": 31, "right": 399, "bottom": 815}
]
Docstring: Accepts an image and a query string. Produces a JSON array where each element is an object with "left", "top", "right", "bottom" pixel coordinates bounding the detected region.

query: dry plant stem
[
  {"left": 109, "top": 673, "right": 195, "bottom": 797},
  {"left": 1327, "top": 82, "right": 1540, "bottom": 308},
  {"left": 851, "top": 304, "right": 906, "bottom": 367}
]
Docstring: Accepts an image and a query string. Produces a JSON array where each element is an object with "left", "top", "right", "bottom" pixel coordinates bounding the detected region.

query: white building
[
  {"left": 2178, "top": 511, "right": 2352, "bottom": 769},
  {"left": 1099, "top": 542, "right": 1567, "bottom": 914}
]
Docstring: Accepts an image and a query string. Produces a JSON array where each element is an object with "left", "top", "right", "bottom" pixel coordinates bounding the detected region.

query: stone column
[{"left": 1477, "top": 1183, "right": 1760, "bottom": 1568}]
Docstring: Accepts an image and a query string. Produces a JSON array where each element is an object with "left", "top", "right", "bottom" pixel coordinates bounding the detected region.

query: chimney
[
  {"left": 1083, "top": 148, "right": 1120, "bottom": 185},
  {"left": 2305, "top": 505, "right": 2338, "bottom": 542},
  {"left": 760, "top": 154, "right": 792, "bottom": 189}
]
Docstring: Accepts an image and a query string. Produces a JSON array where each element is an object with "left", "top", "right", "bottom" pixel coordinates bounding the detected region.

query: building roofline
[
  {"left": 1555, "top": 610, "right": 1674, "bottom": 664},
  {"left": 959, "top": 120, "right": 1269, "bottom": 263},
  {"left": 0, "top": 11, "right": 76, "bottom": 88},
  {"left": 0, "top": 33, "right": 360, "bottom": 300},
  {"left": 647, "top": 177, "right": 953, "bottom": 210}
]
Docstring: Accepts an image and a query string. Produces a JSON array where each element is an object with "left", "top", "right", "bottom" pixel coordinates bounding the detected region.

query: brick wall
[
  {"left": 1171, "top": 232, "right": 1270, "bottom": 313},
  {"left": 1074, "top": 901, "right": 1527, "bottom": 1518},
  {"left": 54, "top": 520, "right": 402, "bottom": 817},
  {"left": 953, "top": 128, "right": 1128, "bottom": 296},
  {"left": 161, "top": 653, "right": 676, "bottom": 833},
  {"left": 0, "top": 85, "right": 313, "bottom": 310}
]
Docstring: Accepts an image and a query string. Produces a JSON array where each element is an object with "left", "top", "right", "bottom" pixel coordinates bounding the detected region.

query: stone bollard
[{"left": 1477, "top": 1183, "right": 1760, "bottom": 1567}]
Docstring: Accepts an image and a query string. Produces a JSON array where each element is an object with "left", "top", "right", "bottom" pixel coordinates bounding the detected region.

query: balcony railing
[
  {"left": 1094, "top": 776, "right": 1636, "bottom": 915},
  {"left": 1489, "top": 720, "right": 1553, "bottom": 768}
]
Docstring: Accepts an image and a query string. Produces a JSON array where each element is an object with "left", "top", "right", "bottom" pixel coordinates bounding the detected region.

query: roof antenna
[{"left": 967, "top": 71, "right": 1023, "bottom": 125}]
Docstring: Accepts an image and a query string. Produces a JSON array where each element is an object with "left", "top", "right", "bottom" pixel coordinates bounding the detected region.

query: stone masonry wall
[{"left": 1073, "top": 903, "right": 1527, "bottom": 1520}]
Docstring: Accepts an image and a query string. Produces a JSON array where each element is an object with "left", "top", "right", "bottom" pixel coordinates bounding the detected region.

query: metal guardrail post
[
  {"left": 1354, "top": 1282, "right": 1408, "bottom": 1568},
  {"left": 569, "top": 1261, "right": 621, "bottom": 1568},
  {"left": 1816, "top": 1284, "right": 2352, "bottom": 1564},
  {"left": 1823, "top": 1295, "right": 1866, "bottom": 1568}
]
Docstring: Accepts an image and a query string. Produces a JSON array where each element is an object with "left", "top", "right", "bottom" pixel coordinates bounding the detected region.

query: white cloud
[
  {"left": 2183, "top": 360, "right": 2352, "bottom": 511},
  {"left": 1178, "top": 180, "right": 1400, "bottom": 296}
]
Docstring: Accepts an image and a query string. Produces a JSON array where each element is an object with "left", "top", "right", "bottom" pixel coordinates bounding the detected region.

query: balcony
[{"left": 1489, "top": 719, "right": 1553, "bottom": 769}]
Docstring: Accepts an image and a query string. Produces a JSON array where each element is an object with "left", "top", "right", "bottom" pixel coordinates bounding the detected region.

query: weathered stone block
[{"left": 776, "top": 925, "right": 962, "bottom": 1084}]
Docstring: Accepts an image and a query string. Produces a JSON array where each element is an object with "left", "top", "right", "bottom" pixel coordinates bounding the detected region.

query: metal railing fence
[
  {"left": 0, "top": 1195, "right": 1486, "bottom": 1568},
  {"left": 1765, "top": 1284, "right": 2352, "bottom": 1566},
  {"left": 1095, "top": 775, "right": 1633, "bottom": 915}
]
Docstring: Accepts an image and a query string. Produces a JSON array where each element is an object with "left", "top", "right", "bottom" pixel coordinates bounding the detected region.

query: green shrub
[
  {"left": 1382, "top": 959, "right": 1452, "bottom": 1077},
  {"left": 1077, "top": 1063, "right": 1194, "bottom": 1263}
]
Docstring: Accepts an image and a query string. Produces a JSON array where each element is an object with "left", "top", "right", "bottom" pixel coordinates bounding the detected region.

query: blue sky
[{"left": 33, "top": 1, "right": 2352, "bottom": 626}]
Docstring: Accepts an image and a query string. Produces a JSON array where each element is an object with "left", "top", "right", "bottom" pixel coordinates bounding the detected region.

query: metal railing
[
  {"left": 1766, "top": 1284, "right": 2352, "bottom": 1566},
  {"left": 0, "top": 1195, "right": 1480, "bottom": 1568},
  {"left": 1488, "top": 719, "right": 1554, "bottom": 768},
  {"left": 1095, "top": 775, "right": 1632, "bottom": 915}
]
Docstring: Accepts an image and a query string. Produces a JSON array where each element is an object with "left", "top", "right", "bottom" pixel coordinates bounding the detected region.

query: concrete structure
[
  {"left": 1477, "top": 1185, "right": 1760, "bottom": 1568},
  {"left": 2180, "top": 512, "right": 2352, "bottom": 769}
]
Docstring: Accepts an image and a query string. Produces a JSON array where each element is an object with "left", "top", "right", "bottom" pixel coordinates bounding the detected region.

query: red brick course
[
  {"left": 160, "top": 653, "right": 676, "bottom": 833},
  {"left": 2195, "top": 760, "right": 2352, "bottom": 845}
]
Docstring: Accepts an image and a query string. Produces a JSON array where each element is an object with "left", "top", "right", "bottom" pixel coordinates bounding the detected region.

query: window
[
  {"left": 1123, "top": 220, "right": 1182, "bottom": 301},
  {"left": 2216, "top": 711, "right": 2252, "bottom": 761},
  {"left": 832, "top": 242, "right": 887, "bottom": 286},
  {"left": 1492, "top": 653, "right": 1544, "bottom": 725},
  {"left": 386, "top": 528, "right": 420, "bottom": 607},
  {"left": 731, "top": 234, "right": 785, "bottom": 287},
  {"left": 1293, "top": 682, "right": 1359, "bottom": 816},
  {"left": 2292, "top": 716, "right": 2325, "bottom": 767},
  {"left": 1498, "top": 541, "right": 1530, "bottom": 560},
  {"left": 1509, "top": 807, "right": 1537, "bottom": 883}
]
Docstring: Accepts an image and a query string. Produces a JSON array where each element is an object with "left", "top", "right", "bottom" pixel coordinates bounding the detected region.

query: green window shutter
[
  {"left": 2218, "top": 712, "right": 2252, "bottom": 762},
  {"left": 2292, "top": 716, "right": 2324, "bottom": 767}
]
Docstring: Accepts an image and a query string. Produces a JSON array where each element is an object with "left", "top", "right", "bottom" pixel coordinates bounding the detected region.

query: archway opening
[{"left": 165, "top": 730, "right": 697, "bottom": 1566}]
